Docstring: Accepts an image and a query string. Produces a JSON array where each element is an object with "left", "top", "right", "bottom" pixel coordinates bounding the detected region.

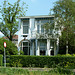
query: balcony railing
[{"left": 31, "top": 30, "right": 55, "bottom": 39}]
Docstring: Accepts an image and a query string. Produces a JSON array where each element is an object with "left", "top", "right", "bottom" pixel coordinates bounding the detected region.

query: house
[
  {"left": 3, "top": 35, "right": 18, "bottom": 47},
  {"left": 18, "top": 15, "right": 60, "bottom": 56}
]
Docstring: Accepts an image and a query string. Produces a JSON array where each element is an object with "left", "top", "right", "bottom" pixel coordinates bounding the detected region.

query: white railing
[{"left": 31, "top": 30, "right": 55, "bottom": 39}]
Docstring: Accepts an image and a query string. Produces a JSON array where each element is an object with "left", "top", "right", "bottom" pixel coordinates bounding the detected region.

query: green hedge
[
  {"left": 0, "top": 55, "right": 3, "bottom": 66},
  {"left": 9, "top": 55, "right": 75, "bottom": 68}
]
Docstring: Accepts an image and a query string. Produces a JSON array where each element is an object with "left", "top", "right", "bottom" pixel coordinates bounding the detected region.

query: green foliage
[
  {"left": 8, "top": 55, "right": 75, "bottom": 69},
  {"left": 0, "top": 55, "right": 3, "bottom": 66},
  {"left": 0, "top": 0, "right": 28, "bottom": 41},
  {"left": 0, "top": 67, "right": 74, "bottom": 75},
  {"left": 64, "top": 62, "right": 75, "bottom": 69},
  {"left": 19, "top": 50, "right": 24, "bottom": 55},
  {"left": 59, "top": 30, "right": 75, "bottom": 54},
  {"left": 50, "top": 66, "right": 73, "bottom": 75},
  {"left": 11, "top": 59, "right": 23, "bottom": 67},
  {"left": 0, "top": 67, "right": 29, "bottom": 75},
  {"left": 0, "top": 38, "right": 18, "bottom": 55},
  {"left": 52, "top": 0, "right": 75, "bottom": 54}
]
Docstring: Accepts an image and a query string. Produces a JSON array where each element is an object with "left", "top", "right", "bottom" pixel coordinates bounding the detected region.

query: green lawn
[{"left": 0, "top": 67, "right": 74, "bottom": 75}]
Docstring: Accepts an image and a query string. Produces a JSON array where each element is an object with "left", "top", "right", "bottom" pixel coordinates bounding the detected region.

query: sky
[{"left": 0, "top": 0, "right": 58, "bottom": 36}]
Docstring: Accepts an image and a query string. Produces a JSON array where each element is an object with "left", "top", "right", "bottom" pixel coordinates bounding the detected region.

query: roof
[
  {"left": 3, "top": 35, "right": 18, "bottom": 40},
  {"left": 18, "top": 15, "right": 55, "bottom": 19}
]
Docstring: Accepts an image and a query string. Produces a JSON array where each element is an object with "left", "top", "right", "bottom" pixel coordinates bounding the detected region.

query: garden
[{"left": 0, "top": 54, "right": 75, "bottom": 75}]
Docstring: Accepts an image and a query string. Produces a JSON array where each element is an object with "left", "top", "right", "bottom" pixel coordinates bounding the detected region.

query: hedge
[
  {"left": 0, "top": 55, "right": 3, "bottom": 66},
  {"left": 9, "top": 55, "right": 75, "bottom": 68}
]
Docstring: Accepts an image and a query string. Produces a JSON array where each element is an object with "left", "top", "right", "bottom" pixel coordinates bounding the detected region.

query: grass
[{"left": 0, "top": 67, "right": 74, "bottom": 75}]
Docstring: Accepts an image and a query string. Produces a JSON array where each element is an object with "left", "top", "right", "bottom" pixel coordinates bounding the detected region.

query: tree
[
  {"left": 0, "top": 38, "right": 18, "bottom": 55},
  {"left": 59, "top": 30, "right": 75, "bottom": 54},
  {"left": 0, "top": 0, "right": 28, "bottom": 41},
  {"left": 52, "top": 0, "right": 75, "bottom": 54}
]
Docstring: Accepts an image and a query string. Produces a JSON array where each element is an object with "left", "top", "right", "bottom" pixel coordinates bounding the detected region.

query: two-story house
[{"left": 18, "top": 15, "right": 60, "bottom": 56}]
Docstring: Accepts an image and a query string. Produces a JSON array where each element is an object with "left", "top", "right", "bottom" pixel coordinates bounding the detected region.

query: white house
[{"left": 18, "top": 15, "right": 60, "bottom": 56}]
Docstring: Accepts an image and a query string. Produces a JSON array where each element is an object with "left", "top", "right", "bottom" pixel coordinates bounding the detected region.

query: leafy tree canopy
[
  {"left": 52, "top": 0, "right": 75, "bottom": 54},
  {"left": 0, "top": 0, "right": 28, "bottom": 41}
]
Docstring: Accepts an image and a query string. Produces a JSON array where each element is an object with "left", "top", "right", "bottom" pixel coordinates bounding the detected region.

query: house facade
[{"left": 18, "top": 15, "right": 60, "bottom": 56}]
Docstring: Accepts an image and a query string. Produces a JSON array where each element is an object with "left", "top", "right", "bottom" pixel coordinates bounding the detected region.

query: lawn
[{"left": 0, "top": 67, "right": 74, "bottom": 75}]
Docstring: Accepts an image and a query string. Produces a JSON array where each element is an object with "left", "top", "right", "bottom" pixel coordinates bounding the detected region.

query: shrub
[
  {"left": 8, "top": 55, "right": 75, "bottom": 68},
  {"left": 0, "top": 38, "right": 18, "bottom": 55},
  {"left": 0, "top": 55, "right": 3, "bottom": 66}
]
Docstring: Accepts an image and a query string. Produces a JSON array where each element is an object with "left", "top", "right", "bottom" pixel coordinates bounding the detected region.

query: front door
[
  {"left": 23, "top": 47, "right": 28, "bottom": 55},
  {"left": 40, "top": 50, "right": 45, "bottom": 55},
  {"left": 23, "top": 41, "right": 30, "bottom": 55}
]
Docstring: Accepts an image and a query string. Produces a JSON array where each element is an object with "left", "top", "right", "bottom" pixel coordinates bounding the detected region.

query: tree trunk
[
  {"left": 9, "top": 32, "right": 12, "bottom": 41},
  {"left": 66, "top": 41, "right": 68, "bottom": 54},
  {"left": 54, "top": 41, "right": 57, "bottom": 56}
]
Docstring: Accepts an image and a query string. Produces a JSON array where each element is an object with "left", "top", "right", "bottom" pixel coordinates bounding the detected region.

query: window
[
  {"left": 23, "top": 42, "right": 28, "bottom": 47},
  {"left": 23, "top": 21, "right": 29, "bottom": 25},
  {"left": 41, "top": 20, "right": 49, "bottom": 24},
  {"left": 40, "top": 42, "right": 46, "bottom": 50},
  {"left": 23, "top": 26, "right": 28, "bottom": 34},
  {"left": 23, "top": 20, "right": 29, "bottom": 34},
  {"left": 49, "top": 20, "right": 54, "bottom": 24},
  {"left": 41, "top": 25, "right": 44, "bottom": 33},
  {"left": 37, "top": 20, "right": 40, "bottom": 23},
  {"left": 37, "top": 25, "right": 40, "bottom": 33}
]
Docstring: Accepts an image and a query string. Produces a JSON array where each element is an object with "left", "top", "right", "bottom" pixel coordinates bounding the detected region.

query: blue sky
[
  {"left": 25, "top": 0, "right": 58, "bottom": 16},
  {"left": 0, "top": 0, "right": 58, "bottom": 36}
]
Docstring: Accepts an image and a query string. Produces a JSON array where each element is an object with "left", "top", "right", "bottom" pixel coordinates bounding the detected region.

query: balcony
[{"left": 31, "top": 30, "right": 55, "bottom": 39}]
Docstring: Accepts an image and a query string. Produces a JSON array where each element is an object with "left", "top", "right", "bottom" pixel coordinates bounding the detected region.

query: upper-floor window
[
  {"left": 36, "top": 18, "right": 54, "bottom": 34},
  {"left": 37, "top": 20, "right": 40, "bottom": 23},
  {"left": 37, "top": 25, "right": 40, "bottom": 33},
  {"left": 23, "top": 20, "right": 29, "bottom": 34},
  {"left": 41, "top": 20, "right": 49, "bottom": 24},
  {"left": 41, "top": 25, "right": 44, "bottom": 33}
]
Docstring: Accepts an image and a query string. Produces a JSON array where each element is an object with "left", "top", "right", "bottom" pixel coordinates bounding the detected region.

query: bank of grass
[{"left": 0, "top": 67, "right": 74, "bottom": 75}]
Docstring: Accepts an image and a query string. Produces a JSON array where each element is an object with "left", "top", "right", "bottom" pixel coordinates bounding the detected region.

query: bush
[
  {"left": 0, "top": 55, "right": 3, "bottom": 66},
  {"left": 8, "top": 55, "right": 75, "bottom": 68},
  {"left": 0, "top": 38, "right": 18, "bottom": 55}
]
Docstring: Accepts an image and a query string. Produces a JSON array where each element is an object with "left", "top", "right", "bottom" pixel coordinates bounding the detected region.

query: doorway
[{"left": 23, "top": 41, "right": 30, "bottom": 55}]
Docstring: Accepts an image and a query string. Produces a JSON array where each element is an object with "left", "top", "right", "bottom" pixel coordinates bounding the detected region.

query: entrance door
[
  {"left": 23, "top": 41, "right": 30, "bottom": 55},
  {"left": 23, "top": 47, "right": 28, "bottom": 55},
  {"left": 40, "top": 50, "right": 45, "bottom": 55}
]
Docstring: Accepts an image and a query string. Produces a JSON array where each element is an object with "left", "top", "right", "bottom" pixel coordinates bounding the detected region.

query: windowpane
[
  {"left": 40, "top": 42, "right": 46, "bottom": 50},
  {"left": 23, "top": 26, "right": 29, "bottom": 34},
  {"left": 50, "top": 20, "right": 54, "bottom": 24},
  {"left": 37, "top": 25, "right": 40, "bottom": 33},
  {"left": 37, "top": 20, "right": 40, "bottom": 23},
  {"left": 41, "top": 25, "right": 44, "bottom": 33},
  {"left": 23, "top": 21, "right": 29, "bottom": 25},
  {"left": 23, "top": 42, "right": 28, "bottom": 47},
  {"left": 23, "top": 20, "right": 29, "bottom": 34},
  {"left": 41, "top": 20, "right": 49, "bottom": 23}
]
